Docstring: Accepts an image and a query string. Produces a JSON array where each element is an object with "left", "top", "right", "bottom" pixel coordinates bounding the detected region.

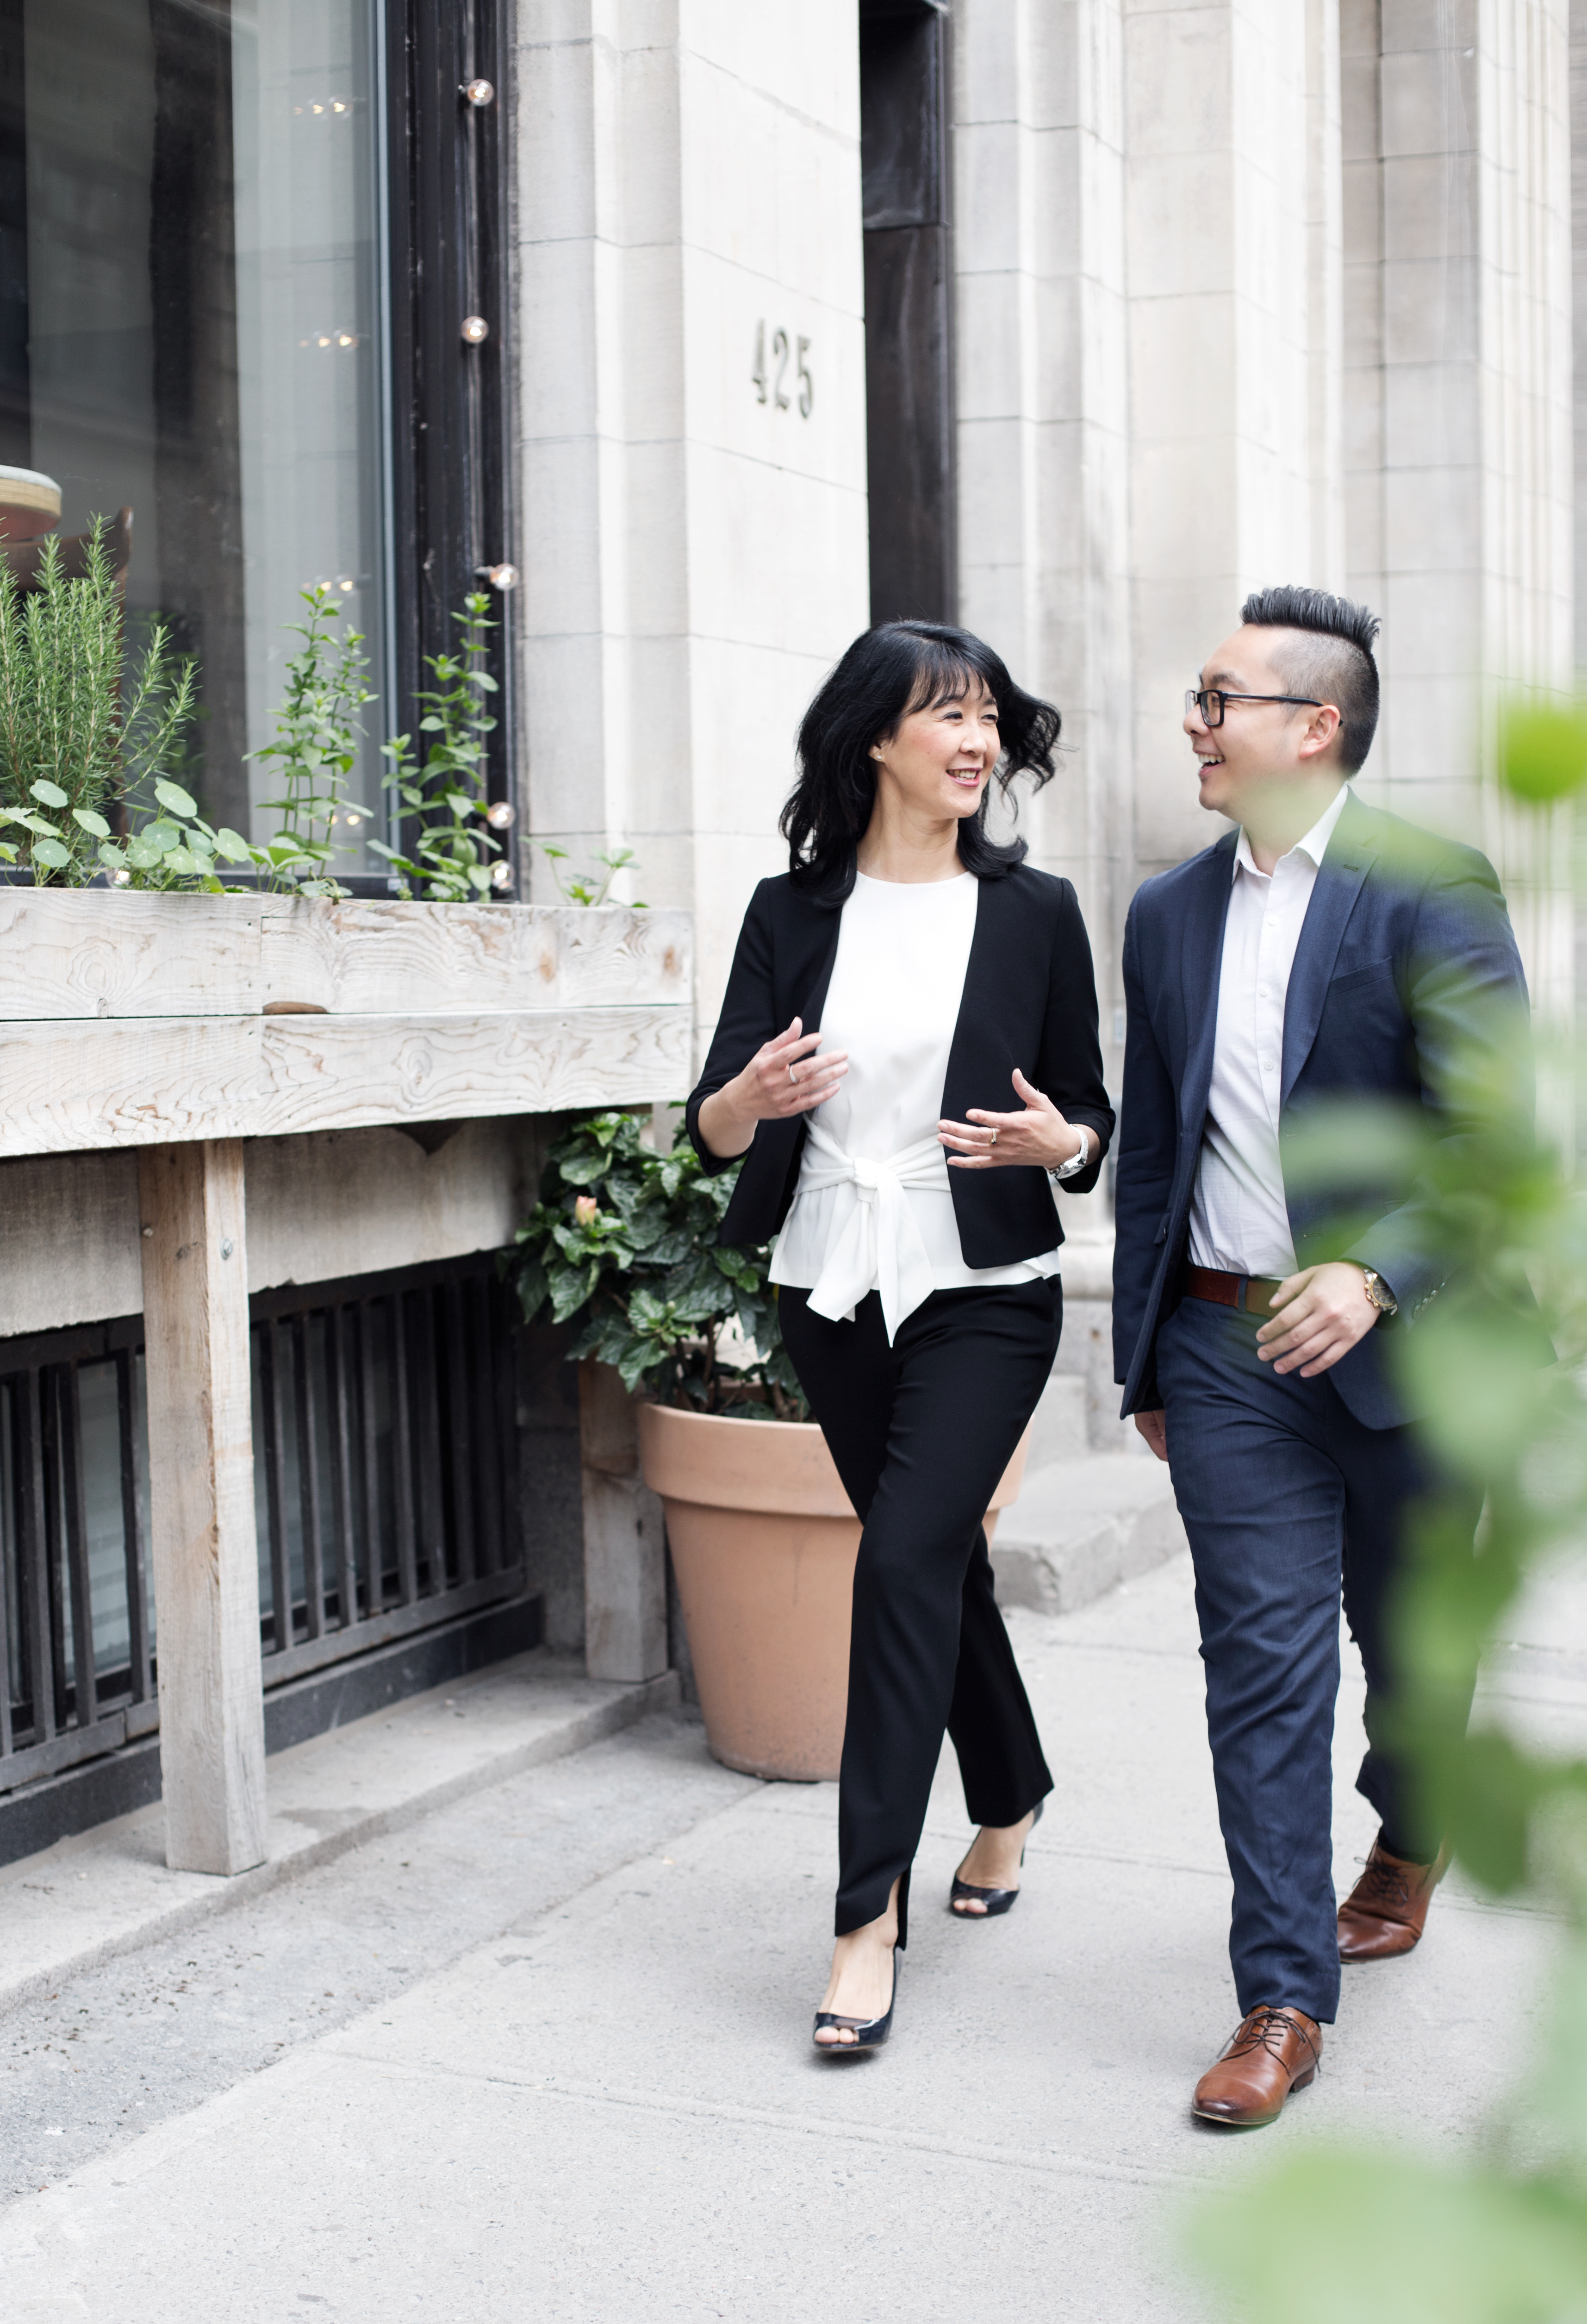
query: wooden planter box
[
  {"left": 0, "top": 891, "right": 691, "bottom": 1878},
  {"left": 0, "top": 890, "right": 690, "bottom": 1153}
]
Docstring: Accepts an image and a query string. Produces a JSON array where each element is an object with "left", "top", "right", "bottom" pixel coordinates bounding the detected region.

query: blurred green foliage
[
  {"left": 1186, "top": 699, "right": 1587, "bottom": 2321},
  {"left": 1500, "top": 701, "right": 1587, "bottom": 804},
  {"left": 507, "top": 1109, "right": 809, "bottom": 1418}
]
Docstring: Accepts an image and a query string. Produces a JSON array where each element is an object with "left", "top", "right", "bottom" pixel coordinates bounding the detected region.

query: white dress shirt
[
  {"left": 768, "top": 870, "right": 1059, "bottom": 1341},
  {"left": 1187, "top": 783, "right": 1352, "bottom": 1278}
]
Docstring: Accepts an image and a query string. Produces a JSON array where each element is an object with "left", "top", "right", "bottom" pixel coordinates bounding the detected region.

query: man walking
[{"left": 1113, "top": 586, "right": 1530, "bottom": 2127}]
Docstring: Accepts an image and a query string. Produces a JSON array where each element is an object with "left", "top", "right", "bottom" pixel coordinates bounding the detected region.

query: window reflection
[{"left": 0, "top": 0, "right": 389, "bottom": 869}]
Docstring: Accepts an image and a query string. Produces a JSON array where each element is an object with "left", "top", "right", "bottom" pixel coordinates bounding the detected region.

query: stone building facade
[
  {"left": 0, "top": 0, "right": 1576, "bottom": 1857},
  {"left": 516, "top": 0, "right": 1578, "bottom": 1093}
]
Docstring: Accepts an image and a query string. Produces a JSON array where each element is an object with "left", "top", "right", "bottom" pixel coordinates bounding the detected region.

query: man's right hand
[
  {"left": 1134, "top": 1408, "right": 1169, "bottom": 1462},
  {"left": 696, "top": 1017, "right": 849, "bottom": 1158}
]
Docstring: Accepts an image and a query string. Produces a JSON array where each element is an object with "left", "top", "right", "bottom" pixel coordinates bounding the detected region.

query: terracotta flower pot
[{"left": 637, "top": 1402, "right": 1030, "bottom": 1782}]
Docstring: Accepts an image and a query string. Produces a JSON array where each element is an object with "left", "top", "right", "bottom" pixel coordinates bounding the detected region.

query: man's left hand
[{"left": 1256, "top": 1262, "right": 1380, "bottom": 1378}]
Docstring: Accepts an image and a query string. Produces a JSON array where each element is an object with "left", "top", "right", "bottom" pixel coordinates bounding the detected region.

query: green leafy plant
[
  {"left": 0, "top": 523, "right": 198, "bottom": 883},
  {"left": 374, "top": 592, "right": 510, "bottom": 901},
  {"left": 540, "top": 843, "right": 646, "bottom": 908},
  {"left": 508, "top": 1109, "right": 808, "bottom": 1417},
  {"left": 1184, "top": 705, "right": 1587, "bottom": 2322},
  {"left": 243, "top": 584, "right": 375, "bottom": 896},
  {"left": 96, "top": 776, "right": 257, "bottom": 892}
]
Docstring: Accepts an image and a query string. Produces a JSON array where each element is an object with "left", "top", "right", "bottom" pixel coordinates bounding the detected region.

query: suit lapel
[
  {"left": 1280, "top": 795, "right": 1380, "bottom": 1106},
  {"left": 1177, "top": 835, "right": 1237, "bottom": 1132}
]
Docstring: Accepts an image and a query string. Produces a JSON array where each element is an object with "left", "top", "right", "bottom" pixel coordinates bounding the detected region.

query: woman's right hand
[{"left": 696, "top": 1017, "right": 848, "bottom": 1158}]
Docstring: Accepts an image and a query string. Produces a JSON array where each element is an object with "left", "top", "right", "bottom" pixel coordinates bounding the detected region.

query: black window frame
[{"left": 385, "top": 0, "right": 518, "bottom": 875}]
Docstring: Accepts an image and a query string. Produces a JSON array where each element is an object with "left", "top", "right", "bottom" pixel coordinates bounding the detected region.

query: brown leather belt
[{"left": 1184, "top": 1263, "right": 1286, "bottom": 1318}]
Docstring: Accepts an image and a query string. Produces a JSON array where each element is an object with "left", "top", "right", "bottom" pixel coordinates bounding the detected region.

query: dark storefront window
[{"left": 0, "top": 0, "right": 511, "bottom": 873}]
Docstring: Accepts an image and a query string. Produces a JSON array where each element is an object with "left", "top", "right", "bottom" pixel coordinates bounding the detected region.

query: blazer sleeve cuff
[
  {"left": 685, "top": 1090, "right": 742, "bottom": 1176},
  {"left": 1049, "top": 1111, "right": 1112, "bottom": 1199},
  {"left": 1343, "top": 1230, "right": 1445, "bottom": 1320}
]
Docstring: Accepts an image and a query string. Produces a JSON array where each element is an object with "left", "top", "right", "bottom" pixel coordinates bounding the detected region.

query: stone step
[
  {"left": 992, "top": 1452, "right": 1186, "bottom": 1615},
  {"left": 1025, "top": 1369, "right": 1091, "bottom": 1464}
]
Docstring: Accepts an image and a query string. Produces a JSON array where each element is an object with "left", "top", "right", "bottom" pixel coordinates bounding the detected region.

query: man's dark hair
[{"left": 1239, "top": 585, "right": 1381, "bottom": 774}]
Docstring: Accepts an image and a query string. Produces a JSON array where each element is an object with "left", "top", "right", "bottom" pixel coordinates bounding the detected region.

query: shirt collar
[{"left": 1233, "top": 782, "right": 1351, "bottom": 882}]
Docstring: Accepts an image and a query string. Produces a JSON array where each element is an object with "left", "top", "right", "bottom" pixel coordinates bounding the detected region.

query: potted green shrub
[{"left": 509, "top": 1111, "right": 1030, "bottom": 1780}]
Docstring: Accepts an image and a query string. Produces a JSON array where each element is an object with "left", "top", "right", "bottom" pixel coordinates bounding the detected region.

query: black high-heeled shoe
[
  {"left": 949, "top": 1799, "right": 1045, "bottom": 1919},
  {"left": 813, "top": 1952, "right": 898, "bottom": 2055}
]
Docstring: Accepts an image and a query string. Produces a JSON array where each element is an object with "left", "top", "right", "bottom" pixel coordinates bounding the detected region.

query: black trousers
[{"left": 779, "top": 1279, "right": 1061, "bottom": 1946}]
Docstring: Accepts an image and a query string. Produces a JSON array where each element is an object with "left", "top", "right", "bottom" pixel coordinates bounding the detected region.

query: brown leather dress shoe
[
  {"left": 1192, "top": 2005, "right": 1322, "bottom": 2128},
  {"left": 1338, "top": 1837, "right": 1449, "bottom": 1962}
]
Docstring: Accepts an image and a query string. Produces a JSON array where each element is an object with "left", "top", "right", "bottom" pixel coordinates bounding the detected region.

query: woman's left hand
[{"left": 939, "top": 1068, "right": 1093, "bottom": 1171}]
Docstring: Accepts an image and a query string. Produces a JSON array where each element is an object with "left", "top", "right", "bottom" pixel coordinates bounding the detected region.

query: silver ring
[
  {"left": 988, "top": 1128, "right": 998, "bottom": 1146},
  {"left": 788, "top": 1063, "right": 798, "bottom": 1086}
]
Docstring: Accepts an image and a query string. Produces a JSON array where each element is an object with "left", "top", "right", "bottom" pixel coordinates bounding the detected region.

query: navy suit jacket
[{"left": 1112, "top": 793, "right": 1533, "bottom": 1431}]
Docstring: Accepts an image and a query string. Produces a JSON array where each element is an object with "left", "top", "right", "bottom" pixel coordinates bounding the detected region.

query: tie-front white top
[{"left": 767, "top": 870, "right": 1060, "bottom": 1340}]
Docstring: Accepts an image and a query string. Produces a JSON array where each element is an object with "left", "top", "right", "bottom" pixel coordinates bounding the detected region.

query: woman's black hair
[{"left": 781, "top": 621, "right": 1061, "bottom": 903}]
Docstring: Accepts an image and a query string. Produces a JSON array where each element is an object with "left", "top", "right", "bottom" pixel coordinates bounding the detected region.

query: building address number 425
[{"left": 752, "top": 322, "right": 813, "bottom": 417}]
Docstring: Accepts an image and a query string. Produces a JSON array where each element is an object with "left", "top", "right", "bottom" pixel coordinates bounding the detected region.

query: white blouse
[{"left": 768, "top": 870, "right": 1059, "bottom": 1341}]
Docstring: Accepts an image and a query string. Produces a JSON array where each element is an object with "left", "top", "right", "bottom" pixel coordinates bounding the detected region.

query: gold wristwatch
[{"left": 1361, "top": 1268, "right": 1398, "bottom": 1320}]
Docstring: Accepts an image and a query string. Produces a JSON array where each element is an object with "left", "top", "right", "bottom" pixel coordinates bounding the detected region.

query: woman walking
[{"left": 686, "top": 621, "right": 1113, "bottom": 2051}]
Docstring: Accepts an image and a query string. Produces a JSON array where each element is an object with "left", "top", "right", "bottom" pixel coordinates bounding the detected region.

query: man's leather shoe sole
[{"left": 1193, "top": 2060, "right": 1317, "bottom": 2128}]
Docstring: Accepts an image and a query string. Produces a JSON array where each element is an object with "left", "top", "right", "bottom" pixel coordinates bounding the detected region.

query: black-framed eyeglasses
[{"left": 1185, "top": 688, "right": 1323, "bottom": 729}]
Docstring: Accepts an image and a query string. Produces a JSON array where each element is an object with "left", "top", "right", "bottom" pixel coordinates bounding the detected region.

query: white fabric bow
[{"left": 797, "top": 1119, "right": 950, "bottom": 1342}]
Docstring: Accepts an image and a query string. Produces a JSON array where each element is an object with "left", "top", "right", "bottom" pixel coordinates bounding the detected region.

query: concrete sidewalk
[
  {"left": 0, "top": 1549, "right": 1578, "bottom": 2322},
  {"left": 0, "top": 1654, "right": 679, "bottom": 2018}
]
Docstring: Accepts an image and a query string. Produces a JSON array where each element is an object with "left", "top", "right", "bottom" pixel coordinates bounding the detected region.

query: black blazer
[{"left": 685, "top": 865, "right": 1116, "bottom": 1263}]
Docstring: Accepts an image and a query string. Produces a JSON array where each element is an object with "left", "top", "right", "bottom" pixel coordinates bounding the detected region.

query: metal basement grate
[{"left": 0, "top": 1255, "right": 524, "bottom": 1796}]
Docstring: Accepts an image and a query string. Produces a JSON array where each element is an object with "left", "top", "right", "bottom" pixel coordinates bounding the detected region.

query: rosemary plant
[{"left": 0, "top": 523, "right": 197, "bottom": 883}]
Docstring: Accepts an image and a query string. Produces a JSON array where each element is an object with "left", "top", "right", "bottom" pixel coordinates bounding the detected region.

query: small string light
[
  {"left": 463, "top": 79, "right": 495, "bottom": 107},
  {"left": 461, "top": 314, "right": 490, "bottom": 345},
  {"left": 485, "top": 800, "right": 516, "bottom": 830},
  {"left": 479, "top": 562, "right": 518, "bottom": 591},
  {"left": 490, "top": 861, "right": 513, "bottom": 892}
]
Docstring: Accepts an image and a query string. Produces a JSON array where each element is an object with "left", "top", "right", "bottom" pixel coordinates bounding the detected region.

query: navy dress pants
[
  {"left": 779, "top": 1280, "right": 1059, "bottom": 1945},
  {"left": 1156, "top": 1293, "right": 1482, "bottom": 2024}
]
